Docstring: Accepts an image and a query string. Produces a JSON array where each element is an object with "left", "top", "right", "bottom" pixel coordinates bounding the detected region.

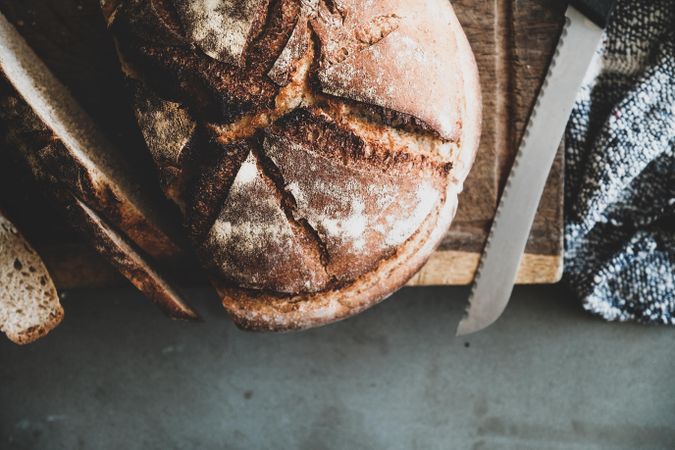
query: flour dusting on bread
[
  {"left": 175, "top": 0, "right": 270, "bottom": 66},
  {"left": 205, "top": 152, "right": 329, "bottom": 293},
  {"left": 106, "top": 0, "right": 481, "bottom": 330}
]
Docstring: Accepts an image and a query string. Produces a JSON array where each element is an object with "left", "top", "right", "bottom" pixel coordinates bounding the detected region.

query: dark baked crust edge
[{"left": 213, "top": 7, "right": 482, "bottom": 331}]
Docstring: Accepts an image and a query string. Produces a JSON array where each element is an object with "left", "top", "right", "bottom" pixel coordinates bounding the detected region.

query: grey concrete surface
[{"left": 1, "top": 285, "right": 674, "bottom": 450}]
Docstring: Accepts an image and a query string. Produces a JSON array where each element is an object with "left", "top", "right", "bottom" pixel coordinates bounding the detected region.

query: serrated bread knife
[{"left": 457, "top": 0, "right": 616, "bottom": 336}]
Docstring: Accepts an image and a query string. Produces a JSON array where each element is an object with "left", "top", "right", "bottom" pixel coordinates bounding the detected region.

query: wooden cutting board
[
  {"left": 410, "top": 0, "right": 567, "bottom": 285},
  {"left": 0, "top": 0, "right": 566, "bottom": 289}
]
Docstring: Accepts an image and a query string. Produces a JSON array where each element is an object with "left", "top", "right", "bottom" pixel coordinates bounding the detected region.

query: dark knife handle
[{"left": 570, "top": 0, "right": 617, "bottom": 27}]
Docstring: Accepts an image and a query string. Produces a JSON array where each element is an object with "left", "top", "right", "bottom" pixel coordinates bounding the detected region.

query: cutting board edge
[{"left": 407, "top": 249, "right": 564, "bottom": 286}]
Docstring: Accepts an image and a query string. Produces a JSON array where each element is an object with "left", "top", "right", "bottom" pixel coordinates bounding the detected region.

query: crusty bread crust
[
  {"left": 0, "top": 12, "right": 200, "bottom": 321},
  {"left": 106, "top": 0, "right": 481, "bottom": 330},
  {"left": 0, "top": 90, "right": 200, "bottom": 322}
]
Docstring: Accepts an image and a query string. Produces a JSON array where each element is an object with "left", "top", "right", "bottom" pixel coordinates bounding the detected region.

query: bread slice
[
  {"left": 0, "top": 13, "right": 199, "bottom": 320},
  {"left": 104, "top": 0, "right": 482, "bottom": 330},
  {"left": 0, "top": 211, "right": 63, "bottom": 344},
  {"left": 0, "top": 13, "right": 181, "bottom": 262},
  {"left": 68, "top": 195, "right": 199, "bottom": 320}
]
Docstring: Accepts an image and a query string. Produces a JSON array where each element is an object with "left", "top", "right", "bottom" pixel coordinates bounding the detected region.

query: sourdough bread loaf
[{"left": 104, "top": 0, "right": 481, "bottom": 330}]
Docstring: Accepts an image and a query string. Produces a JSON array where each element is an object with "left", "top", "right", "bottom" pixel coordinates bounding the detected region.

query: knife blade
[{"left": 457, "top": 1, "right": 616, "bottom": 336}]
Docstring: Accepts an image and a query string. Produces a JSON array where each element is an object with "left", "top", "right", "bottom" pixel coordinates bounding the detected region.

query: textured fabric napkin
[{"left": 565, "top": 0, "right": 674, "bottom": 324}]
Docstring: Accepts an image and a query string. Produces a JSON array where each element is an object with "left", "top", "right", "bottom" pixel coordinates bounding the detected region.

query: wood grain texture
[
  {"left": 0, "top": 0, "right": 565, "bottom": 288},
  {"left": 411, "top": 0, "right": 566, "bottom": 285}
]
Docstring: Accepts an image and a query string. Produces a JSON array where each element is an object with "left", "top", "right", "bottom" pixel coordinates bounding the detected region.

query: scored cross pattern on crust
[{"left": 103, "top": 0, "right": 480, "bottom": 330}]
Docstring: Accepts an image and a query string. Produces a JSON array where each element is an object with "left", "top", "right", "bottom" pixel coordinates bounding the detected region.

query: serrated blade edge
[{"left": 456, "top": 7, "right": 604, "bottom": 336}]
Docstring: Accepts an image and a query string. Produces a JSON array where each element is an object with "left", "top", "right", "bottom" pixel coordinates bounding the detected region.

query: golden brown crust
[
  {"left": 0, "top": 4, "right": 202, "bottom": 326},
  {"left": 0, "top": 95, "right": 182, "bottom": 262},
  {"left": 261, "top": 108, "right": 448, "bottom": 285},
  {"left": 0, "top": 89, "right": 199, "bottom": 321},
  {"left": 106, "top": 0, "right": 481, "bottom": 330},
  {"left": 213, "top": 175, "right": 458, "bottom": 331},
  {"left": 311, "top": 0, "right": 466, "bottom": 141},
  {"left": 185, "top": 138, "right": 252, "bottom": 241},
  {"left": 202, "top": 151, "right": 330, "bottom": 293},
  {"left": 68, "top": 196, "right": 199, "bottom": 321}
]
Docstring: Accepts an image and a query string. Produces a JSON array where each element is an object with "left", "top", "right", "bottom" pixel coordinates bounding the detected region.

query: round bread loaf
[{"left": 105, "top": 0, "right": 481, "bottom": 330}]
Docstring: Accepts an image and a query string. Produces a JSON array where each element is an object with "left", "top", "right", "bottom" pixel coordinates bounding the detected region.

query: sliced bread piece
[
  {"left": 0, "top": 13, "right": 200, "bottom": 320},
  {"left": 0, "top": 211, "right": 63, "bottom": 344}
]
